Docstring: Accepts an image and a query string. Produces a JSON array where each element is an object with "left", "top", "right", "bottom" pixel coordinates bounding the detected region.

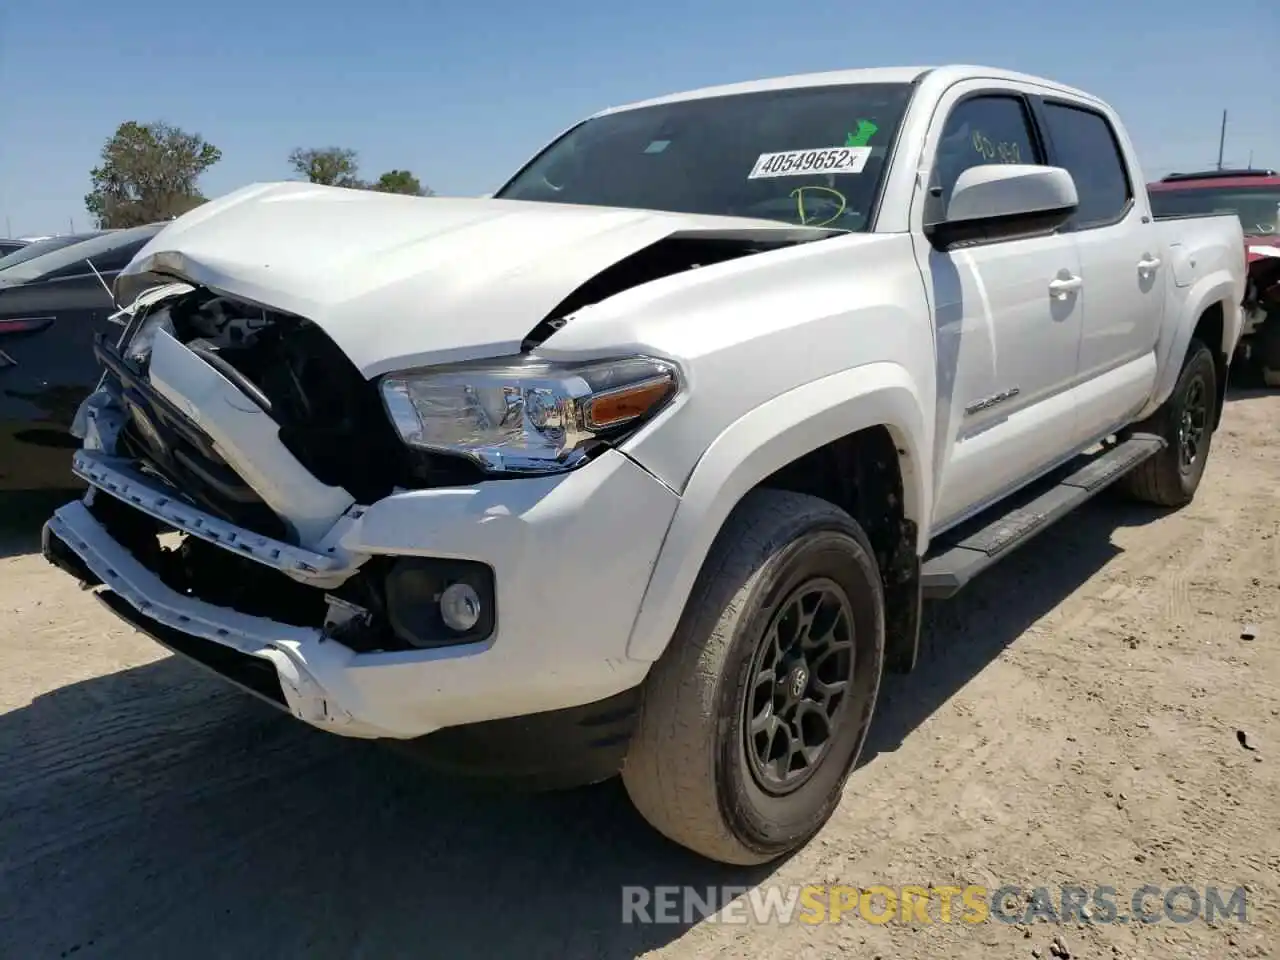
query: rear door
[
  {"left": 1033, "top": 97, "right": 1164, "bottom": 447},
  {"left": 910, "top": 83, "right": 1086, "bottom": 532}
]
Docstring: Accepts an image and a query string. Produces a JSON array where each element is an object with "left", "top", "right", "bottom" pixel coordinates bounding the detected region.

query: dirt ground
[{"left": 1, "top": 389, "right": 1276, "bottom": 960}]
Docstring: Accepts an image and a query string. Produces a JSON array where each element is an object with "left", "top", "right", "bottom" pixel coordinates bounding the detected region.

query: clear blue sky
[{"left": 1, "top": 0, "right": 1276, "bottom": 236}]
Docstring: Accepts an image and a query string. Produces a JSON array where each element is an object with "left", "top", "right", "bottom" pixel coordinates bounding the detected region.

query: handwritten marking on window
[
  {"left": 971, "top": 131, "right": 1022, "bottom": 164},
  {"left": 790, "top": 185, "right": 847, "bottom": 227}
]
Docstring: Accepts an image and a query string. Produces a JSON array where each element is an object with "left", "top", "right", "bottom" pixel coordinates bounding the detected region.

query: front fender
[{"left": 624, "top": 361, "right": 931, "bottom": 663}]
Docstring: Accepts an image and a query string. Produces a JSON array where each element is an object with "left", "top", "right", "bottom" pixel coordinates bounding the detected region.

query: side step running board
[{"left": 921, "top": 432, "right": 1165, "bottom": 599}]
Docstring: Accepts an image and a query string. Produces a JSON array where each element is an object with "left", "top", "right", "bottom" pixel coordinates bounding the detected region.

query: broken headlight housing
[{"left": 379, "top": 356, "right": 679, "bottom": 474}]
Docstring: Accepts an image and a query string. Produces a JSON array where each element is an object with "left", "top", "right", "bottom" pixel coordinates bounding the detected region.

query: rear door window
[{"left": 1041, "top": 102, "right": 1133, "bottom": 229}]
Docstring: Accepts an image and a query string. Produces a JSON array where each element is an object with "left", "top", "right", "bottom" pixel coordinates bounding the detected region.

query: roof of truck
[{"left": 594, "top": 65, "right": 1099, "bottom": 116}]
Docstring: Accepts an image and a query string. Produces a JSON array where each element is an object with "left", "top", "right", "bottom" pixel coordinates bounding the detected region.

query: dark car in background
[
  {"left": 0, "top": 232, "right": 110, "bottom": 272},
  {"left": 1148, "top": 169, "right": 1280, "bottom": 384},
  {"left": 1, "top": 223, "right": 167, "bottom": 492}
]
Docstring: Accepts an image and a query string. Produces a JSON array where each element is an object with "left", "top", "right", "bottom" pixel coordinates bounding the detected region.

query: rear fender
[
  {"left": 625, "top": 361, "right": 930, "bottom": 662},
  {"left": 1140, "top": 271, "right": 1241, "bottom": 421}
]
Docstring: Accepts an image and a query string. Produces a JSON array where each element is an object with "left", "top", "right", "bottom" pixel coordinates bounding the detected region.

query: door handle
[
  {"left": 1048, "top": 275, "right": 1083, "bottom": 299},
  {"left": 1138, "top": 256, "right": 1162, "bottom": 272}
]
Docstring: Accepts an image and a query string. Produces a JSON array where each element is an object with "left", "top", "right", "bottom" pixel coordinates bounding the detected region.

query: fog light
[
  {"left": 440, "top": 582, "right": 482, "bottom": 632},
  {"left": 384, "top": 557, "right": 495, "bottom": 649}
]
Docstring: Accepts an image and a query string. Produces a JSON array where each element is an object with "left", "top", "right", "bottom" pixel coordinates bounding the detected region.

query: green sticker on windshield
[{"left": 845, "top": 120, "right": 878, "bottom": 148}]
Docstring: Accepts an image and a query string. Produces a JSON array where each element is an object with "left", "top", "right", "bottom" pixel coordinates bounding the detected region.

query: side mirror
[{"left": 925, "top": 164, "right": 1078, "bottom": 251}]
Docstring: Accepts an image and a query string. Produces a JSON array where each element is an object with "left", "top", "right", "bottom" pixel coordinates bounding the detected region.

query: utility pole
[
  {"left": 1216, "top": 110, "right": 1227, "bottom": 170},
  {"left": 1248, "top": 150, "right": 1254, "bottom": 169},
  {"left": 4, "top": 217, "right": 10, "bottom": 239}
]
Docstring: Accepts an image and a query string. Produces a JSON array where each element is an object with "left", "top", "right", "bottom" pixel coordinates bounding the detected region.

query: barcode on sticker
[{"left": 748, "top": 146, "right": 872, "bottom": 179}]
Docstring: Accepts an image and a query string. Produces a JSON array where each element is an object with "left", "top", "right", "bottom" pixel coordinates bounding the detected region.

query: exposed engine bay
[{"left": 111, "top": 287, "right": 415, "bottom": 505}]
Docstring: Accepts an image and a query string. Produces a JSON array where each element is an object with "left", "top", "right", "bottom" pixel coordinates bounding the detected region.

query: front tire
[
  {"left": 1119, "top": 338, "right": 1218, "bottom": 507},
  {"left": 622, "top": 489, "right": 885, "bottom": 865}
]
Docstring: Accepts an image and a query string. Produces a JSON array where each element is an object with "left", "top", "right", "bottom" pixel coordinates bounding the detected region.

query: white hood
[{"left": 118, "top": 182, "right": 830, "bottom": 378}]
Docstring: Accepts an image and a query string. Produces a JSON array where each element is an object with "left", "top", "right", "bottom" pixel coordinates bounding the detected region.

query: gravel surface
[{"left": 1, "top": 389, "right": 1276, "bottom": 960}]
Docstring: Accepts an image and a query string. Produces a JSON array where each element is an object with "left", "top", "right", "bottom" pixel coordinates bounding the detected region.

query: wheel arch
[
  {"left": 1188, "top": 302, "right": 1230, "bottom": 428},
  {"left": 1146, "top": 277, "right": 1240, "bottom": 427},
  {"left": 625, "top": 361, "right": 931, "bottom": 666}
]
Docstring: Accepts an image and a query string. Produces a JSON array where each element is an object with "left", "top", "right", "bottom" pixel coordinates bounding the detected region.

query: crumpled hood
[{"left": 117, "top": 181, "right": 830, "bottom": 378}]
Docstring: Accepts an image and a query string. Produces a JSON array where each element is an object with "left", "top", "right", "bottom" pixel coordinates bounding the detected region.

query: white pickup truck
[{"left": 44, "top": 64, "right": 1245, "bottom": 865}]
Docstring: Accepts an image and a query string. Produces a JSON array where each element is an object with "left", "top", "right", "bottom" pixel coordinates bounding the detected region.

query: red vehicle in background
[{"left": 1148, "top": 168, "right": 1280, "bottom": 385}]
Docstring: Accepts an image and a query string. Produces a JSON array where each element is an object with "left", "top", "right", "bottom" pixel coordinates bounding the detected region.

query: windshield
[
  {"left": 0, "top": 223, "right": 163, "bottom": 284},
  {"left": 496, "top": 82, "right": 915, "bottom": 231},
  {"left": 1149, "top": 185, "right": 1280, "bottom": 236},
  {"left": 0, "top": 233, "right": 104, "bottom": 271}
]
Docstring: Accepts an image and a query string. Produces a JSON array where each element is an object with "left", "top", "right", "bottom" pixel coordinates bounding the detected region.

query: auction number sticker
[{"left": 748, "top": 146, "right": 872, "bottom": 179}]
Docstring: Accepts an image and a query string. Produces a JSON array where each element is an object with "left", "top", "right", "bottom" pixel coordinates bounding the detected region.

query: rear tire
[
  {"left": 1119, "top": 339, "right": 1218, "bottom": 507},
  {"left": 622, "top": 489, "right": 884, "bottom": 865}
]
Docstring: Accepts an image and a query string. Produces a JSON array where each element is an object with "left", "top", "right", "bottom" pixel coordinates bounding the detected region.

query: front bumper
[{"left": 46, "top": 446, "right": 676, "bottom": 741}]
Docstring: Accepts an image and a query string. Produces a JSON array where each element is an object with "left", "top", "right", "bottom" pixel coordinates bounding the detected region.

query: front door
[{"left": 910, "top": 85, "right": 1085, "bottom": 532}]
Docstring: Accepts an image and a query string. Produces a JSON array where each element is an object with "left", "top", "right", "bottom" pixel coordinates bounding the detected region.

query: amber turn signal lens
[{"left": 585, "top": 375, "right": 675, "bottom": 430}]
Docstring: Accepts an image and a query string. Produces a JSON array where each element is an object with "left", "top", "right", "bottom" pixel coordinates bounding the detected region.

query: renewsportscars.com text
[{"left": 621, "top": 884, "right": 1249, "bottom": 926}]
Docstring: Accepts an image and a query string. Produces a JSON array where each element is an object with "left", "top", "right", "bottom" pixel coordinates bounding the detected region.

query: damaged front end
[
  {"left": 44, "top": 283, "right": 519, "bottom": 743},
  {"left": 41, "top": 190, "right": 825, "bottom": 742},
  {"left": 43, "top": 281, "right": 555, "bottom": 742},
  {"left": 41, "top": 255, "right": 692, "bottom": 744},
  {"left": 57, "top": 283, "right": 501, "bottom": 654}
]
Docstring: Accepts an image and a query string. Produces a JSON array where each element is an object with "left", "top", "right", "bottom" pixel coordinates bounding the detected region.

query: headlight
[{"left": 379, "top": 355, "right": 679, "bottom": 474}]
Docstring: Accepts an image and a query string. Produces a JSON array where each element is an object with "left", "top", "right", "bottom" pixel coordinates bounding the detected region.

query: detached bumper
[{"left": 45, "top": 448, "right": 676, "bottom": 746}]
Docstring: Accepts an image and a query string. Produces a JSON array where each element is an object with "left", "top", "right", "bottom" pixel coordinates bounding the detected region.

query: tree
[
  {"left": 288, "top": 147, "right": 363, "bottom": 188},
  {"left": 370, "top": 169, "right": 432, "bottom": 196},
  {"left": 287, "top": 147, "right": 432, "bottom": 196},
  {"left": 85, "top": 121, "right": 222, "bottom": 228}
]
